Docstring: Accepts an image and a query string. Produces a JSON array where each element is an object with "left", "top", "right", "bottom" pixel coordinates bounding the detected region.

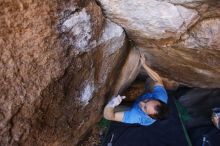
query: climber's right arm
[{"left": 140, "top": 54, "right": 163, "bottom": 86}]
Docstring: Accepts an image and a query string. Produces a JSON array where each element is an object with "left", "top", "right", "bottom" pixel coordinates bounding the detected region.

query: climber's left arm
[
  {"left": 103, "top": 95, "right": 126, "bottom": 122},
  {"left": 104, "top": 106, "right": 124, "bottom": 122}
]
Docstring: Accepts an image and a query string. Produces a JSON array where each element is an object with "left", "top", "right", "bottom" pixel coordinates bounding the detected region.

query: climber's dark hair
[{"left": 148, "top": 99, "right": 169, "bottom": 120}]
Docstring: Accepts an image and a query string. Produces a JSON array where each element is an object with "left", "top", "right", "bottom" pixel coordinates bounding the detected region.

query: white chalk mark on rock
[
  {"left": 80, "top": 82, "right": 95, "bottom": 106},
  {"left": 62, "top": 8, "right": 92, "bottom": 52},
  {"left": 98, "top": 20, "right": 125, "bottom": 55}
]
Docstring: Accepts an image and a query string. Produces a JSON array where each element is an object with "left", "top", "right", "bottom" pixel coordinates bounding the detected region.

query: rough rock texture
[
  {"left": 1, "top": 0, "right": 220, "bottom": 145},
  {"left": 98, "top": 0, "right": 220, "bottom": 87},
  {"left": 0, "top": 0, "right": 128, "bottom": 145}
]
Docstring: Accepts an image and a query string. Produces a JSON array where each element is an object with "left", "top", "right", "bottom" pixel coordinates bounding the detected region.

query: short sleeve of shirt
[
  {"left": 135, "top": 93, "right": 153, "bottom": 103},
  {"left": 152, "top": 85, "right": 168, "bottom": 103},
  {"left": 123, "top": 110, "right": 137, "bottom": 123},
  {"left": 122, "top": 106, "right": 156, "bottom": 126}
]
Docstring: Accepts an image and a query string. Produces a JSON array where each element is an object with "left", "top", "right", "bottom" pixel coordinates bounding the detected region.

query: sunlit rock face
[
  {"left": 99, "top": 0, "right": 199, "bottom": 41},
  {"left": 98, "top": 0, "right": 220, "bottom": 87},
  {"left": 0, "top": 0, "right": 128, "bottom": 145}
]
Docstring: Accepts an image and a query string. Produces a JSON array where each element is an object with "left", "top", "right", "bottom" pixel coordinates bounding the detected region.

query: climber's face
[{"left": 139, "top": 99, "right": 161, "bottom": 116}]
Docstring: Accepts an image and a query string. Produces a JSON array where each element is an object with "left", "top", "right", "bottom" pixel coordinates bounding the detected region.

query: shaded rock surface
[
  {"left": 113, "top": 47, "right": 141, "bottom": 95},
  {"left": 0, "top": 0, "right": 128, "bottom": 145},
  {"left": 98, "top": 0, "right": 220, "bottom": 87}
]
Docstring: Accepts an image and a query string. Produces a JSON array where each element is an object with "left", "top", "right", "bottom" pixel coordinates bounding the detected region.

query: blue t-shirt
[{"left": 122, "top": 85, "right": 168, "bottom": 126}]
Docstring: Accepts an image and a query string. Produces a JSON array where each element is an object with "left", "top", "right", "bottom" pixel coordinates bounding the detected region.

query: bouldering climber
[{"left": 103, "top": 54, "right": 169, "bottom": 126}]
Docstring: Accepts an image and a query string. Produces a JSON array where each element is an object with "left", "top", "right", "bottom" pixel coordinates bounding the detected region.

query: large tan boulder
[
  {"left": 99, "top": 0, "right": 199, "bottom": 42},
  {"left": 98, "top": 0, "right": 220, "bottom": 87}
]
